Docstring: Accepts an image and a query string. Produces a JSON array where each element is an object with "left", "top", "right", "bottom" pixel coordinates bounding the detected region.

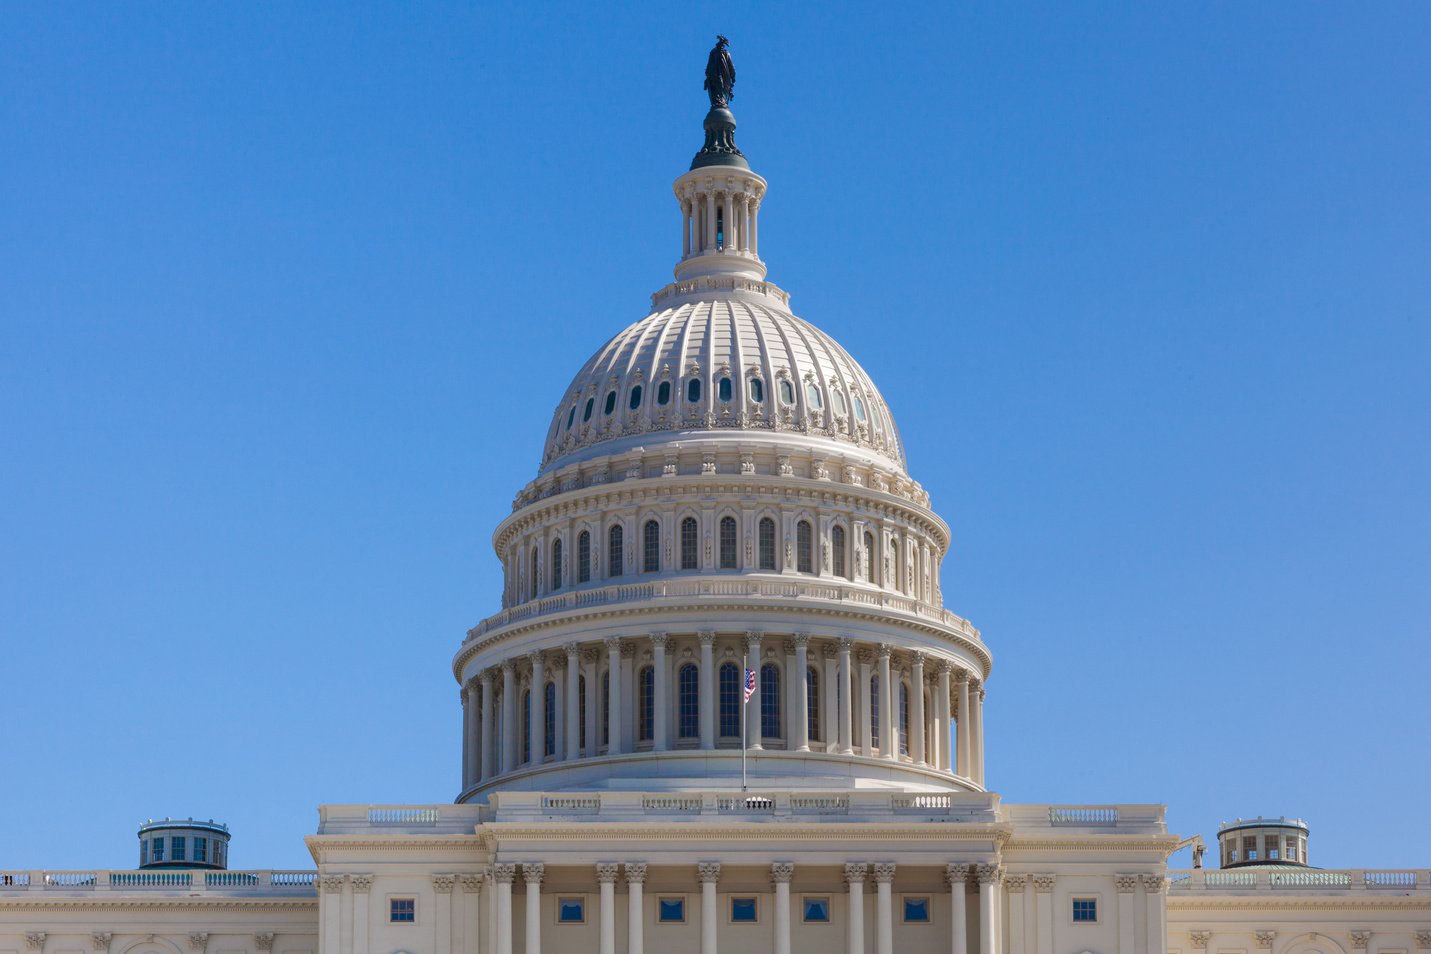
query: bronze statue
[{"left": 704, "top": 35, "right": 735, "bottom": 109}]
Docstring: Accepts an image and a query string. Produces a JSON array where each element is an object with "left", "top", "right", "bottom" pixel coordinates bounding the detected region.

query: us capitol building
[{"left": 3, "top": 39, "right": 1427, "bottom": 954}]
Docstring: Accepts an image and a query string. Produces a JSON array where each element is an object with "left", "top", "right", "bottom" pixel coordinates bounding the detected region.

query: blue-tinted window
[
  {"left": 657, "top": 381, "right": 671, "bottom": 405},
  {"left": 853, "top": 396, "right": 866, "bottom": 422},
  {"left": 171, "top": 837, "right": 186, "bottom": 861},
  {"left": 807, "top": 384, "right": 823, "bottom": 408},
  {"left": 749, "top": 377, "right": 764, "bottom": 403},
  {"left": 608, "top": 524, "right": 623, "bottom": 577},
  {"left": 1072, "top": 898, "right": 1097, "bottom": 923},
  {"left": 680, "top": 516, "right": 698, "bottom": 569},
  {"left": 903, "top": 897, "right": 930, "bottom": 923},
  {"left": 643, "top": 520, "right": 660, "bottom": 572},
  {"left": 151, "top": 837, "right": 164, "bottom": 861},
  {"left": 758, "top": 517, "right": 776, "bottom": 570},
  {"left": 718, "top": 662, "right": 740, "bottom": 737},
  {"left": 833, "top": 390, "right": 847, "bottom": 416},
  {"left": 194, "top": 837, "right": 207, "bottom": 863},
  {"left": 659, "top": 897, "right": 685, "bottom": 922},
  {"left": 803, "top": 898, "right": 830, "bottom": 923},
  {"left": 718, "top": 376, "right": 732, "bottom": 402},
  {"left": 558, "top": 898, "right": 585, "bottom": 923},
  {"left": 544, "top": 681, "right": 556, "bottom": 757},
  {"left": 390, "top": 898, "right": 416, "bottom": 923},
  {"left": 522, "top": 690, "right": 531, "bottom": 762},
  {"left": 780, "top": 379, "right": 795, "bottom": 404},
  {"left": 629, "top": 385, "right": 643, "bottom": 410},
  {"left": 638, "top": 665, "right": 654, "bottom": 741},
  {"left": 760, "top": 662, "right": 781, "bottom": 739},
  {"left": 731, "top": 897, "right": 758, "bottom": 922},
  {"left": 687, "top": 378, "right": 702, "bottom": 403},
  {"left": 577, "top": 531, "right": 591, "bottom": 583},
  {"left": 140, "top": 840, "right": 149, "bottom": 865},
  {"left": 678, "top": 663, "right": 699, "bottom": 739},
  {"left": 796, "top": 520, "right": 813, "bottom": 573}
]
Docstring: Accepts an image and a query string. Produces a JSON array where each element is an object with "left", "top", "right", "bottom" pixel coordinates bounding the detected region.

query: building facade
[{"left": 3, "top": 43, "right": 1427, "bottom": 954}]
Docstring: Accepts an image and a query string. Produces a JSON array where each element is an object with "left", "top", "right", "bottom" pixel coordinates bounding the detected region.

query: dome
[{"left": 539, "top": 298, "right": 907, "bottom": 476}]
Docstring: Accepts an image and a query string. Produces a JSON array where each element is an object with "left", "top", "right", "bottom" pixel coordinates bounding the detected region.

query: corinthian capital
[
  {"left": 1142, "top": 874, "right": 1169, "bottom": 895},
  {"left": 770, "top": 863, "right": 795, "bottom": 884},
  {"left": 697, "top": 862, "right": 722, "bottom": 884},
  {"left": 522, "top": 863, "right": 544, "bottom": 885},
  {"left": 432, "top": 874, "right": 455, "bottom": 893},
  {"left": 595, "top": 863, "right": 620, "bottom": 884},
  {"left": 976, "top": 864, "right": 1003, "bottom": 885},
  {"left": 945, "top": 863, "right": 972, "bottom": 886},
  {"left": 1031, "top": 873, "right": 1056, "bottom": 893},
  {"left": 843, "top": 863, "right": 868, "bottom": 884},
  {"left": 624, "top": 863, "right": 647, "bottom": 884},
  {"left": 492, "top": 863, "right": 518, "bottom": 884},
  {"left": 873, "top": 863, "right": 897, "bottom": 884}
]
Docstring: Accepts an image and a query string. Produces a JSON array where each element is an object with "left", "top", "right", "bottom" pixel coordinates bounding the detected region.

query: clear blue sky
[{"left": 3, "top": 2, "right": 1428, "bottom": 872}]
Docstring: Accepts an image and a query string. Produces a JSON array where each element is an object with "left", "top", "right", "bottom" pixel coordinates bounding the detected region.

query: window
[
  {"left": 566, "top": 405, "right": 576, "bottom": 430},
  {"left": 1072, "top": 898, "right": 1098, "bottom": 923},
  {"left": 522, "top": 690, "right": 532, "bottom": 762},
  {"left": 657, "top": 381, "right": 671, "bottom": 405},
  {"left": 152, "top": 837, "right": 165, "bottom": 862},
  {"left": 758, "top": 517, "right": 776, "bottom": 570},
  {"left": 1287, "top": 843, "right": 1298, "bottom": 862},
  {"left": 870, "top": 676, "right": 881, "bottom": 748},
  {"left": 601, "top": 670, "right": 610, "bottom": 746},
  {"left": 832, "top": 525, "right": 847, "bottom": 578},
  {"left": 749, "top": 377, "right": 764, "bottom": 402},
  {"left": 171, "top": 837, "right": 186, "bottom": 861},
  {"left": 578, "top": 674, "right": 587, "bottom": 751},
  {"left": 194, "top": 837, "right": 207, "bottom": 863},
  {"left": 578, "top": 531, "right": 591, "bottom": 583},
  {"left": 643, "top": 520, "right": 660, "bottom": 572},
  {"left": 903, "top": 897, "right": 931, "bottom": 923},
  {"left": 583, "top": 397, "right": 594, "bottom": 422},
  {"left": 687, "top": 378, "right": 702, "bottom": 403},
  {"left": 716, "top": 205, "right": 725, "bottom": 248},
  {"left": 140, "top": 840, "right": 149, "bottom": 865},
  {"left": 1244, "top": 836, "right": 1257, "bottom": 861},
  {"left": 530, "top": 547, "right": 539, "bottom": 601},
  {"left": 796, "top": 520, "right": 813, "bottom": 573},
  {"left": 807, "top": 384, "right": 823, "bottom": 408},
  {"left": 853, "top": 395, "right": 867, "bottom": 422},
  {"left": 544, "top": 681, "right": 557, "bottom": 757},
  {"left": 558, "top": 898, "right": 585, "bottom": 923},
  {"left": 390, "top": 898, "right": 416, "bottom": 923},
  {"left": 608, "top": 525, "right": 624, "bottom": 577},
  {"left": 864, "top": 531, "right": 875, "bottom": 581},
  {"left": 719, "top": 516, "right": 738, "bottom": 569},
  {"left": 638, "top": 666, "right": 655, "bottom": 741},
  {"left": 629, "top": 384, "right": 643, "bottom": 411},
  {"left": 760, "top": 662, "right": 781, "bottom": 739},
  {"left": 780, "top": 379, "right": 795, "bottom": 404},
  {"left": 604, "top": 390, "right": 616, "bottom": 415},
  {"left": 899, "top": 682, "right": 910, "bottom": 756},
  {"left": 803, "top": 897, "right": 830, "bottom": 923},
  {"left": 718, "top": 376, "right": 732, "bottom": 402},
  {"left": 678, "top": 663, "right": 699, "bottom": 739},
  {"left": 658, "top": 898, "right": 686, "bottom": 923},
  {"left": 807, "top": 667, "right": 821, "bottom": 742},
  {"left": 551, "top": 538, "right": 563, "bottom": 590},
  {"left": 730, "top": 897, "right": 759, "bottom": 923},
  {"left": 1269, "top": 841, "right": 1281, "bottom": 860},
  {"left": 680, "top": 516, "right": 698, "bottom": 569},
  {"left": 719, "top": 662, "right": 740, "bottom": 737},
  {"left": 833, "top": 390, "right": 848, "bottom": 416}
]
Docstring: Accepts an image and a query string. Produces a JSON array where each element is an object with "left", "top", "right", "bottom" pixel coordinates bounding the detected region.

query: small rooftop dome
[
  {"left": 1217, "top": 816, "right": 1310, "bottom": 869},
  {"left": 137, "top": 817, "right": 231, "bottom": 870}
]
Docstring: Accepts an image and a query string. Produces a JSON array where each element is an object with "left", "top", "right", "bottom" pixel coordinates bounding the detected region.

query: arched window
[
  {"left": 749, "top": 377, "right": 764, "bottom": 403},
  {"left": 719, "top": 516, "right": 738, "bottom": 569},
  {"left": 577, "top": 530, "right": 591, "bottom": 583},
  {"left": 601, "top": 670, "right": 610, "bottom": 747},
  {"left": 680, "top": 516, "right": 698, "bottom": 570},
  {"left": 522, "top": 689, "right": 532, "bottom": 763},
  {"left": 832, "top": 525, "right": 847, "bottom": 578},
  {"left": 551, "top": 538, "right": 563, "bottom": 590},
  {"left": 566, "top": 405, "right": 576, "bottom": 430},
  {"left": 529, "top": 546, "right": 539, "bottom": 600},
  {"left": 608, "top": 524, "right": 624, "bottom": 578},
  {"left": 807, "top": 666, "right": 821, "bottom": 742},
  {"left": 758, "top": 517, "right": 776, "bottom": 570},
  {"left": 678, "top": 664, "right": 699, "bottom": 739},
  {"left": 832, "top": 390, "right": 848, "bottom": 417},
  {"left": 870, "top": 676, "right": 881, "bottom": 749},
  {"left": 853, "top": 395, "right": 867, "bottom": 422},
  {"left": 864, "top": 530, "right": 876, "bottom": 582},
  {"left": 780, "top": 379, "right": 795, "bottom": 405},
  {"left": 899, "top": 682, "right": 910, "bottom": 757},
  {"left": 718, "top": 662, "right": 740, "bottom": 737},
  {"left": 604, "top": 390, "right": 617, "bottom": 415},
  {"left": 638, "top": 666, "right": 655, "bottom": 742},
  {"left": 760, "top": 663, "right": 782, "bottom": 740},
  {"left": 806, "top": 384, "right": 823, "bottom": 409},
  {"left": 544, "top": 681, "right": 557, "bottom": 758},
  {"left": 629, "top": 384, "right": 643, "bottom": 410},
  {"left": 578, "top": 675, "right": 587, "bottom": 752},
  {"left": 657, "top": 381, "right": 671, "bottom": 405},
  {"left": 718, "top": 376, "right": 732, "bottom": 402},
  {"left": 583, "top": 397, "right": 594, "bottom": 422},
  {"left": 687, "top": 378, "right": 702, "bottom": 403},
  {"left": 643, "top": 520, "right": 661, "bottom": 572},
  {"left": 796, "top": 520, "right": 813, "bottom": 573}
]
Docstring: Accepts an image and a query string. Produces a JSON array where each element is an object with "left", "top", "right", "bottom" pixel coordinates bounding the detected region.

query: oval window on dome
[
  {"left": 583, "top": 397, "right": 594, "bottom": 422},
  {"left": 718, "top": 376, "right": 732, "bottom": 402},
  {"left": 687, "top": 378, "right": 702, "bottom": 403},
  {"left": 657, "top": 381, "right": 671, "bottom": 405},
  {"left": 832, "top": 390, "right": 847, "bottom": 416},
  {"left": 566, "top": 405, "right": 577, "bottom": 430},
  {"left": 604, "top": 390, "right": 617, "bottom": 415},
  {"left": 853, "top": 396, "right": 866, "bottom": 422},
  {"left": 749, "top": 377, "right": 764, "bottom": 403},
  {"left": 629, "top": 384, "right": 643, "bottom": 411},
  {"left": 806, "top": 384, "right": 823, "bottom": 409},
  {"left": 780, "top": 380, "right": 795, "bottom": 405}
]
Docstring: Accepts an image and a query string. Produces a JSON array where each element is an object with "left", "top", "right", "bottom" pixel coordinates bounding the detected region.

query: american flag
[{"left": 743, "top": 668, "right": 757, "bottom": 703}]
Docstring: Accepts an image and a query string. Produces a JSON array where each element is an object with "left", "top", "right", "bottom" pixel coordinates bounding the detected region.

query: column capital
[
  {"left": 770, "top": 863, "right": 795, "bottom": 884},
  {"left": 1031, "top": 873, "right": 1055, "bottom": 893},
  {"left": 793, "top": 632, "right": 811, "bottom": 648},
  {"left": 976, "top": 864, "right": 1003, "bottom": 885},
  {"left": 492, "top": 863, "right": 518, "bottom": 884},
  {"left": 876, "top": 644, "right": 892, "bottom": 660},
  {"left": 909, "top": 650, "right": 926, "bottom": 667},
  {"left": 782, "top": 637, "right": 797, "bottom": 654},
  {"left": 945, "top": 863, "right": 972, "bottom": 886},
  {"left": 1003, "top": 873, "right": 1026, "bottom": 892},
  {"left": 954, "top": 669, "right": 969, "bottom": 684},
  {"left": 697, "top": 862, "right": 722, "bottom": 884},
  {"left": 650, "top": 632, "right": 668, "bottom": 649},
  {"left": 187, "top": 935, "right": 208, "bottom": 952},
  {"left": 937, "top": 659, "right": 953, "bottom": 675},
  {"left": 1255, "top": 933, "right": 1277, "bottom": 950},
  {"left": 581, "top": 647, "right": 601, "bottom": 665},
  {"left": 745, "top": 630, "right": 764, "bottom": 649},
  {"left": 1351, "top": 935, "right": 1372, "bottom": 952},
  {"left": 90, "top": 934, "right": 111, "bottom": 952},
  {"left": 24, "top": 934, "right": 45, "bottom": 951},
  {"left": 1413, "top": 931, "right": 1431, "bottom": 950},
  {"left": 837, "top": 637, "right": 855, "bottom": 652},
  {"left": 501, "top": 658, "right": 517, "bottom": 674},
  {"left": 431, "top": 874, "right": 455, "bottom": 893},
  {"left": 253, "top": 936, "right": 274, "bottom": 952},
  {"left": 564, "top": 641, "right": 580, "bottom": 657},
  {"left": 873, "top": 863, "right": 897, "bottom": 884},
  {"left": 697, "top": 630, "right": 716, "bottom": 646},
  {"left": 1115, "top": 874, "right": 1140, "bottom": 894},
  {"left": 349, "top": 874, "right": 373, "bottom": 894},
  {"left": 459, "top": 872, "right": 485, "bottom": 892},
  {"left": 1142, "top": 874, "right": 1168, "bottom": 895},
  {"left": 1189, "top": 932, "right": 1211, "bottom": 949},
  {"left": 595, "top": 863, "right": 621, "bottom": 884},
  {"left": 320, "top": 874, "right": 346, "bottom": 893},
  {"left": 624, "top": 862, "right": 648, "bottom": 884},
  {"left": 481, "top": 667, "right": 497, "bottom": 686},
  {"left": 604, "top": 636, "right": 622, "bottom": 652},
  {"left": 843, "top": 863, "right": 868, "bottom": 884},
  {"left": 527, "top": 650, "right": 545, "bottom": 667},
  {"left": 522, "top": 863, "right": 545, "bottom": 886}
]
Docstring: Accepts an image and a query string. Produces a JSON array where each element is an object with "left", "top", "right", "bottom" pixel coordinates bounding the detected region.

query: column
[
  {"left": 681, "top": 199, "right": 691, "bottom": 257},
  {"left": 1006, "top": 875, "right": 1026, "bottom": 954},
  {"left": 698, "top": 863, "right": 721, "bottom": 954},
  {"left": 462, "top": 684, "right": 473, "bottom": 789},
  {"left": 705, "top": 191, "right": 716, "bottom": 251},
  {"left": 844, "top": 864, "right": 867, "bottom": 954},
  {"left": 596, "top": 865, "right": 619, "bottom": 954},
  {"left": 565, "top": 644, "right": 581, "bottom": 760},
  {"left": 460, "top": 873, "right": 483, "bottom": 954},
  {"left": 502, "top": 661, "right": 518, "bottom": 774},
  {"left": 837, "top": 639, "right": 854, "bottom": 754},
  {"left": 970, "top": 682, "right": 985, "bottom": 784},
  {"left": 722, "top": 190, "right": 734, "bottom": 251},
  {"left": 748, "top": 196, "right": 758, "bottom": 255},
  {"left": 523, "top": 864, "right": 543, "bottom": 954},
  {"left": 605, "top": 638, "right": 625, "bottom": 755},
  {"left": 1144, "top": 875, "right": 1168, "bottom": 954},
  {"left": 877, "top": 646, "right": 895, "bottom": 760},
  {"left": 320, "top": 875, "right": 343, "bottom": 954},
  {"left": 955, "top": 672, "right": 971, "bottom": 779},
  {"left": 772, "top": 864, "right": 794, "bottom": 954},
  {"left": 745, "top": 631, "right": 763, "bottom": 750},
  {"left": 936, "top": 662, "right": 952, "bottom": 772},
  {"left": 480, "top": 670, "right": 495, "bottom": 781},
  {"left": 1115, "top": 876, "right": 1138, "bottom": 954},
  {"left": 620, "top": 643, "right": 636, "bottom": 751},
  {"left": 493, "top": 864, "right": 516, "bottom": 954},
  {"left": 552, "top": 662, "right": 566, "bottom": 762},
  {"left": 528, "top": 652, "right": 545, "bottom": 764},
  {"left": 1032, "top": 875, "right": 1054, "bottom": 954},
  {"left": 858, "top": 650, "right": 873, "bottom": 755},
  {"left": 698, "top": 631, "right": 716, "bottom": 750},
  {"left": 651, "top": 633, "right": 669, "bottom": 751},
  {"left": 822, "top": 643, "right": 838, "bottom": 747},
  {"left": 977, "top": 866, "right": 1001, "bottom": 954},
  {"left": 873, "top": 864, "right": 896, "bottom": 954},
  {"left": 792, "top": 636, "right": 810, "bottom": 751},
  {"left": 583, "top": 650, "right": 600, "bottom": 757},
  {"left": 910, "top": 653, "right": 926, "bottom": 765},
  {"left": 434, "top": 875, "right": 454, "bottom": 954},
  {"left": 625, "top": 864, "right": 646, "bottom": 954},
  {"left": 945, "top": 865, "right": 969, "bottom": 954}
]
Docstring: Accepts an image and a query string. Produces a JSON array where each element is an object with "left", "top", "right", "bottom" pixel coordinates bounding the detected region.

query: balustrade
[{"left": 0, "top": 870, "right": 317, "bottom": 894}]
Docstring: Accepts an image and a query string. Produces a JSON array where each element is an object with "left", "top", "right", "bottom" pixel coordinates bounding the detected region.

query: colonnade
[
  {"left": 460, "top": 632, "right": 987, "bottom": 793},
  {"left": 679, "top": 181, "right": 760, "bottom": 257}
]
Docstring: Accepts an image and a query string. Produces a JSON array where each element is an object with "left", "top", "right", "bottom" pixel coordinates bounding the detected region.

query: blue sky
[{"left": 2, "top": 2, "right": 1428, "bottom": 871}]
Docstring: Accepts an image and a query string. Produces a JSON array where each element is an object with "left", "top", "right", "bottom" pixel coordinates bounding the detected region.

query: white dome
[{"left": 540, "top": 298, "right": 907, "bottom": 475}]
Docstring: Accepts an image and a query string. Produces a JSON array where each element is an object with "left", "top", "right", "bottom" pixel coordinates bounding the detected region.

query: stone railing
[
  {"left": 1003, "top": 804, "right": 1165, "bottom": 831},
  {"left": 0, "top": 870, "right": 316, "bottom": 894},
  {"left": 483, "top": 790, "right": 1006, "bottom": 824},
  {"left": 1168, "top": 869, "right": 1431, "bottom": 892},
  {"left": 317, "top": 804, "right": 483, "bottom": 835},
  {"left": 466, "top": 578, "right": 978, "bottom": 643}
]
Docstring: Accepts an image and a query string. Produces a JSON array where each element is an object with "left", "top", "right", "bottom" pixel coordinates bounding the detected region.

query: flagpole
[{"left": 741, "top": 689, "right": 748, "bottom": 792}]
